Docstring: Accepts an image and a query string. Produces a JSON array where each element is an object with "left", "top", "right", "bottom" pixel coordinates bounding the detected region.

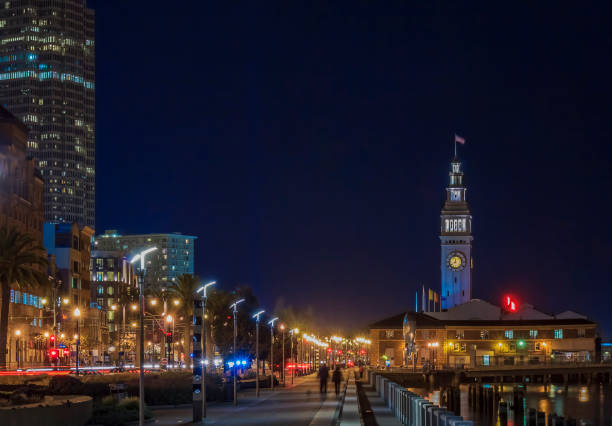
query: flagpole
[{"left": 454, "top": 136, "right": 457, "bottom": 157}]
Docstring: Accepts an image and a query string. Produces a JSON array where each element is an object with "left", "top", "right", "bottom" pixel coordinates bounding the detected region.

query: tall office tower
[{"left": 0, "top": 1, "right": 95, "bottom": 227}]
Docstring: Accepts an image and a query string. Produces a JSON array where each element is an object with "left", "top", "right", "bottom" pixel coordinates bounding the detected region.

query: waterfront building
[
  {"left": 0, "top": 0, "right": 96, "bottom": 227},
  {"left": 0, "top": 105, "right": 47, "bottom": 368},
  {"left": 94, "top": 230, "right": 196, "bottom": 289},
  {"left": 369, "top": 299, "right": 597, "bottom": 368},
  {"left": 369, "top": 150, "right": 598, "bottom": 368}
]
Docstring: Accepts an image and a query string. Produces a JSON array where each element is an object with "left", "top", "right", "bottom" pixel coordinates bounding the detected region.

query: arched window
[
  {"left": 107, "top": 286, "right": 114, "bottom": 296},
  {"left": 97, "top": 285, "right": 103, "bottom": 295}
]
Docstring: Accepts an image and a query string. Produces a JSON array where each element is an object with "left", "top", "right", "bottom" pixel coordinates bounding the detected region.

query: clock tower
[{"left": 440, "top": 155, "right": 473, "bottom": 309}]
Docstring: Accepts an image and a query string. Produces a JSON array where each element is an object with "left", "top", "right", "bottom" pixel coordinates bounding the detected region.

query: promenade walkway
[{"left": 152, "top": 373, "right": 345, "bottom": 425}]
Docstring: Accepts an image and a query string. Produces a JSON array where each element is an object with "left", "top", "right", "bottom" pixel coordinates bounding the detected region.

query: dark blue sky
[{"left": 92, "top": 1, "right": 612, "bottom": 334}]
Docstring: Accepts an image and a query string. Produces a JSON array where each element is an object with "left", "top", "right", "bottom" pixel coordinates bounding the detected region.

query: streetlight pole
[
  {"left": 196, "top": 280, "right": 216, "bottom": 419},
  {"left": 74, "top": 308, "right": 80, "bottom": 375},
  {"left": 268, "top": 317, "right": 278, "bottom": 390},
  {"left": 280, "top": 324, "right": 285, "bottom": 385},
  {"left": 252, "top": 310, "right": 265, "bottom": 397},
  {"left": 130, "top": 247, "right": 157, "bottom": 426},
  {"left": 229, "top": 298, "right": 245, "bottom": 406},
  {"left": 290, "top": 328, "right": 298, "bottom": 384}
]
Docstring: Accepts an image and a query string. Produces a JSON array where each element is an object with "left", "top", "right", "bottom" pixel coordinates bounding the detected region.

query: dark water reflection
[{"left": 411, "top": 383, "right": 612, "bottom": 426}]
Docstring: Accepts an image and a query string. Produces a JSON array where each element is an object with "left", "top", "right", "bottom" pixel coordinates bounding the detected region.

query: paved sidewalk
[{"left": 151, "top": 373, "right": 345, "bottom": 425}]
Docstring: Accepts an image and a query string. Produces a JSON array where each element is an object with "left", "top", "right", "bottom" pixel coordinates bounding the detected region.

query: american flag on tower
[{"left": 455, "top": 134, "right": 466, "bottom": 144}]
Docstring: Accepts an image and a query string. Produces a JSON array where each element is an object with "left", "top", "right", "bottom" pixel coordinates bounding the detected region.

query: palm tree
[
  {"left": 167, "top": 274, "right": 200, "bottom": 356},
  {"left": 0, "top": 227, "right": 49, "bottom": 369}
]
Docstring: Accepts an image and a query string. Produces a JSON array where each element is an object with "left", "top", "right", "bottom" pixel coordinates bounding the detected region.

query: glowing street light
[
  {"left": 130, "top": 246, "right": 157, "bottom": 426},
  {"left": 195, "top": 280, "right": 216, "bottom": 420},
  {"left": 252, "top": 309, "right": 265, "bottom": 397},
  {"left": 229, "top": 298, "right": 245, "bottom": 406},
  {"left": 74, "top": 307, "right": 81, "bottom": 375},
  {"left": 268, "top": 317, "right": 278, "bottom": 390}
]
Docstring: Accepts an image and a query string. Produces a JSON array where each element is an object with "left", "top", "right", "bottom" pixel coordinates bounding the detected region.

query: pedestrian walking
[
  {"left": 332, "top": 366, "right": 343, "bottom": 396},
  {"left": 318, "top": 363, "right": 329, "bottom": 393},
  {"left": 359, "top": 365, "right": 364, "bottom": 379}
]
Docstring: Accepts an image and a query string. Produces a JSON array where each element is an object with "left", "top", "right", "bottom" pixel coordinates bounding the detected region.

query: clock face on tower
[{"left": 447, "top": 251, "right": 466, "bottom": 271}]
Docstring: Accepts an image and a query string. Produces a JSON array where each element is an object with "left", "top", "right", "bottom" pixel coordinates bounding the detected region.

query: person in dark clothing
[
  {"left": 318, "top": 363, "right": 329, "bottom": 393},
  {"left": 332, "top": 366, "right": 343, "bottom": 395},
  {"left": 359, "top": 365, "right": 364, "bottom": 379}
]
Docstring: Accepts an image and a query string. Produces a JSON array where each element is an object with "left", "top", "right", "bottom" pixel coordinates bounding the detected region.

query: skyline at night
[{"left": 89, "top": 1, "right": 611, "bottom": 334}]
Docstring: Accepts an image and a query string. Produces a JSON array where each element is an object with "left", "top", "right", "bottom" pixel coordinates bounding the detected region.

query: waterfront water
[{"left": 413, "top": 383, "right": 612, "bottom": 426}]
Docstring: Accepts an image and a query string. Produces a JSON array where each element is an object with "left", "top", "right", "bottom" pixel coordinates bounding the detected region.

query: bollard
[
  {"left": 528, "top": 408, "right": 536, "bottom": 426},
  {"left": 441, "top": 413, "right": 463, "bottom": 426},
  {"left": 536, "top": 411, "right": 546, "bottom": 426},
  {"left": 499, "top": 401, "right": 508, "bottom": 426}
]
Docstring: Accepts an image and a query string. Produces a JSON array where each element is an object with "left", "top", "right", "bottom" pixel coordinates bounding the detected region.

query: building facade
[
  {"left": 369, "top": 301, "right": 597, "bottom": 368},
  {"left": 0, "top": 105, "right": 47, "bottom": 368},
  {"left": 90, "top": 250, "right": 138, "bottom": 364},
  {"left": 440, "top": 155, "right": 473, "bottom": 309},
  {"left": 43, "top": 222, "right": 108, "bottom": 365},
  {"left": 0, "top": 0, "right": 95, "bottom": 227},
  {"left": 94, "top": 231, "right": 196, "bottom": 289}
]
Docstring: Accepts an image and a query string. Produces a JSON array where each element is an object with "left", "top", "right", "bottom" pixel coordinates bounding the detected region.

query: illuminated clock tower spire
[{"left": 440, "top": 153, "right": 473, "bottom": 309}]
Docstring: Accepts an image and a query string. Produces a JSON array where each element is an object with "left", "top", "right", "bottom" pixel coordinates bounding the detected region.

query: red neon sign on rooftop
[{"left": 504, "top": 295, "right": 518, "bottom": 312}]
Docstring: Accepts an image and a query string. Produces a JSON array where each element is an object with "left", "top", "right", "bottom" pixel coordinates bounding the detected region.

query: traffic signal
[
  {"left": 49, "top": 335, "right": 56, "bottom": 344},
  {"left": 166, "top": 331, "right": 173, "bottom": 343},
  {"left": 49, "top": 349, "right": 59, "bottom": 359}
]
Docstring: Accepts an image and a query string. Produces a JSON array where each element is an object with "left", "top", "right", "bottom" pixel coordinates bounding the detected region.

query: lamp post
[
  {"left": 130, "top": 246, "right": 157, "bottom": 426},
  {"left": 229, "top": 298, "right": 245, "bottom": 406},
  {"left": 14, "top": 330, "right": 21, "bottom": 369},
  {"left": 165, "top": 315, "right": 173, "bottom": 366},
  {"left": 279, "top": 324, "right": 285, "bottom": 385},
  {"left": 195, "top": 280, "right": 216, "bottom": 419},
  {"left": 268, "top": 317, "right": 278, "bottom": 390},
  {"left": 252, "top": 310, "right": 265, "bottom": 397},
  {"left": 73, "top": 308, "right": 81, "bottom": 375},
  {"left": 290, "top": 328, "right": 298, "bottom": 384}
]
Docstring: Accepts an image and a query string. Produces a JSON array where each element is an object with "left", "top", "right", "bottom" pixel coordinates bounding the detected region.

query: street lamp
[
  {"left": 14, "top": 330, "right": 21, "bottom": 369},
  {"left": 290, "top": 328, "right": 299, "bottom": 384},
  {"left": 252, "top": 310, "right": 265, "bottom": 397},
  {"left": 74, "top": 308, "right": 81, "bottom": 375},
  {"left": 130, "top": 246, "right": 157, "bottom": 426},
  {"left": 195, "top": 280, "right": 216, "bottom": 419},
  {"left": 165, "top": 315, "right": 173, "bottom": 367},
  {"left": 268, "top": 317, "right": 278, "bottom": 390},
  {"left": 280, "top": 324, "right": 286, "bottom": 385},
  {"left": 229, "top": 298, "right": 245, "bottom": 406}
]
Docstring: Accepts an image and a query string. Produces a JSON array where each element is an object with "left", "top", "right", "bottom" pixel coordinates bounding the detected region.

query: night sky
[{"left": 92, "top": 1, "right": 612, "bottom": 334}]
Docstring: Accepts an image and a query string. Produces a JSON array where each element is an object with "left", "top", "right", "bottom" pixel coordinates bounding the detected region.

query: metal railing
[{"left": 369, "top": 371, "right": 473, "bottom": 426}]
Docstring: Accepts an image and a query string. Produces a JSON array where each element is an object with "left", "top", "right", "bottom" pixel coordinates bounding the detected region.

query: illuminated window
[
  {"left": 577, "top": 328, "right": 585, "bottom": 337},
  {"left": 554, "top": 329, "right": 563, "bottom": 339},
  {"left": 107, "top": 311, "right": 114, "bottom": 321},
  {"left": 385, "top": 330, "right": 394, "bottom": 338},
  {"left": 455, "top": 330, "right": 464, "bottom": 339},
  {"left": 529, "top": 330, "right": 538, "bottom": 339},
  {"left": 480, "top": 330, "right": 489, "bottom": 339},
  {"left": 97, "top": 285, "right": 103, "bottom": 295},
  {"left": 107, "top": 286, "right": 114, "bottom": 296},
  {"left": 504, "top": 330, "right": 513, "bottom": 339}
]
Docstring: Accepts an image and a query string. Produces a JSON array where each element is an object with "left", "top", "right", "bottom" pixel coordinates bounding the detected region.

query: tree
[
  {"left": 208, "top": 286, "right": 260, "bottom": 360},
  {"left": 0, "top": 227, "right": 49, "bottom": 369},
  {"left": 167, "top": 274, "right": 200, "bottom": 356}
]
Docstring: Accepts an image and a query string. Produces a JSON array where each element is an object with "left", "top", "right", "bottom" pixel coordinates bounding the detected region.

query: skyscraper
[
  {"left": 440, "top": 154, "right": 473, "bottom": 309},
  {"left": 0, "top": 1, "right": 95, "bottom": 227}
]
